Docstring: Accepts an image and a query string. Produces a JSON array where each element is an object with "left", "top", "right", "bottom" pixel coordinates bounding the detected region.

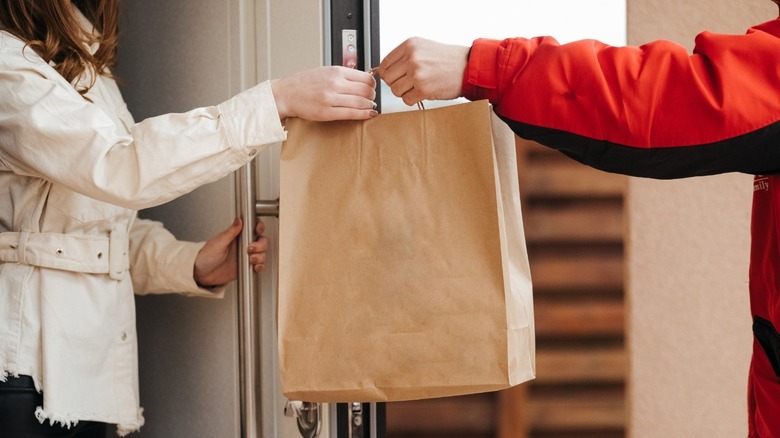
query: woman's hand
[
  {"left": 193, "top": 218, "right": 269, "bottom": 288},
  {"left": 377, "top": 37, "right": 470, "bottom": 106},
  {"left": 270, "top": 66, "right": 377, "bottom": 121},
  {"left": 247, "top": 220, "right": 269, "bottom": 272}
]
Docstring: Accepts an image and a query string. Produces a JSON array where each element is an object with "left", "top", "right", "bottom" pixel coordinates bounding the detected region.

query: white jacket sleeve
[
  {"left": 128, "top": 217, "right": 227, "bottom": 297},
  {"left": 0, "top": 39, "right": 286, "bottom": 210}
]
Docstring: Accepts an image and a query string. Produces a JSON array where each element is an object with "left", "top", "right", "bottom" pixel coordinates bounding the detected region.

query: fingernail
[
  {"left": 370, "top": 110, "right": 378, "bottom": 117},
  {"left": 372, "top": 101, "right": 377, "bottom": 109}
]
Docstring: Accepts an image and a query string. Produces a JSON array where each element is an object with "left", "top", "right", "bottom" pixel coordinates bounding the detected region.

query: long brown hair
[{"left": 0, "top": 0, "right": 119, "bottom": 96}]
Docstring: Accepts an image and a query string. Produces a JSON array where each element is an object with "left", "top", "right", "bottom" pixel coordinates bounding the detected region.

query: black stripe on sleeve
[{"left": 501, "top": 116, "right": 780, "bottom": 179}]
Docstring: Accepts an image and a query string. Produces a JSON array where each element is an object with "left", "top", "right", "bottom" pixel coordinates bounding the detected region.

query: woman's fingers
[
  {"left": 255, "top": 219, "right": 266, "bottom": 236},
  {"left": 271, "top": 66, "right": 378, "bottom": 121},
  {"left": 250, "top": 251, "right": 267, "bottom": 272},
  {"left": 248, "top": 236, "right": 269, "bottom": 254},
  {"left": 341, "top": 66, "right": 379, "bottom": 88},
  {"left": 248, "top": 235, "right": 269, "bottom": 272}
]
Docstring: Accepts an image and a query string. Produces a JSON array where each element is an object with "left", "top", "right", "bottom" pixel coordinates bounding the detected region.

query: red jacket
[{"left": 462, "top": 18, "right": 780, "bottom": 437}]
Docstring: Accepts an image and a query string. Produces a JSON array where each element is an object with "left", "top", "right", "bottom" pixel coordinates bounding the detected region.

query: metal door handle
[
  {"left": 256, "top": 199, "right": 280, "bottom": 217},
  {"left": 236, "top": 164, "right": 258, "bottom": 438}
]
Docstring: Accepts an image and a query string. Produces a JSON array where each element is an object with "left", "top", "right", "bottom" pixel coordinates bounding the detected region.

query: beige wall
[{"left": 627, "top": 1, "right": 776, "bottom": 436}]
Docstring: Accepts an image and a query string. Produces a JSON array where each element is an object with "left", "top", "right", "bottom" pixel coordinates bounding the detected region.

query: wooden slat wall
[
  {"left": 509, "top": 138, "right": 627, "bottom": 438},
  {"left": 386, "top": 138, "right": 628, "bottom": 438}
]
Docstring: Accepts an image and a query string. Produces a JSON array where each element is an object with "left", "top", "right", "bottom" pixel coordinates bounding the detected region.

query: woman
[
  {"left": 0, "top": 0, "right": 377, "bottom": 436},
  {"left": 378, "top": 2, "right": 780, "bottom": 436}
]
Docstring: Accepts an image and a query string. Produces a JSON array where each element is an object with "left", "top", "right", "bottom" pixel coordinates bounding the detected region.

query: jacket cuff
[
  {"left": 463, "top": 38, "right": 503, "bottom": 104},
  {"left": 217, "top": 81, "right": 287, "bottom": 156},
  {"left": 167, "top": 241, "right": 227, "bottom": 299}
]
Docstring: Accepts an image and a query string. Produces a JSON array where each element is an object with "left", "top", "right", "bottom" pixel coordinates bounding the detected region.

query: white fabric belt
[{"left": 0, "top": 231, "right": 129, "bottom": 280}]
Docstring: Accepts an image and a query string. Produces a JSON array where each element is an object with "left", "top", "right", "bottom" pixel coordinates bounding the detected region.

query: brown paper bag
[{"left": 278, "top": 100, "right": 534, "bottom": 402}]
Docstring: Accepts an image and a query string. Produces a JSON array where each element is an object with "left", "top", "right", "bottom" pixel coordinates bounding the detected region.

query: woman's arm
[{"left": 0, "top": 39, "right": 375, "bottom": 208}]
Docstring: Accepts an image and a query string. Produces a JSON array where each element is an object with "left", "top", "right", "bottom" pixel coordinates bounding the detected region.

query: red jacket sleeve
[{"left": 462, "top": 19, "right": 780, "bottom": 178}]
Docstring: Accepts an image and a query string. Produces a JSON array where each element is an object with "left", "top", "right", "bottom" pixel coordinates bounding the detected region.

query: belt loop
[
  {"left": 16, "top": 231, "right": 30, "bottom": 265},
  {"left": 108, "top": 229, "right": 127, "bottom": 280}
]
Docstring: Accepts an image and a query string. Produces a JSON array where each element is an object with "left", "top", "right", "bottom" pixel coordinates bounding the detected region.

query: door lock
[
  {"left": 284, "top": 400, "right": 322, "bottom": 438},
  {"left": 342, "top": 29, "right": 358, "bottom": 68},
  {"left": 350, "top": 402, "right": 364, "bottom": 438}
]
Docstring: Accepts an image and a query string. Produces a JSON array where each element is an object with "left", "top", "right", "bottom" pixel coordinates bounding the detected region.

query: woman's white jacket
[{"left": 0, "top": 27, "right": 285, "bottom": 435}]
